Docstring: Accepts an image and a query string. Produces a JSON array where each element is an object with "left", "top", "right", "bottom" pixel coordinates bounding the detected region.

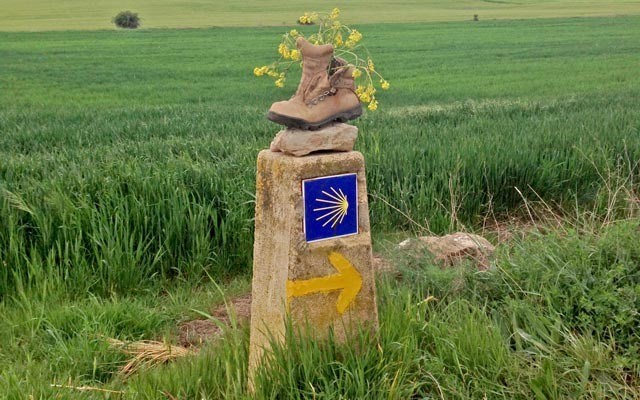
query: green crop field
[
  {"left": 1, "top": 3, "right": 639, "bottom": 398},
  {"left": 1, "top": 0, "right": 640, "bottom": 31}
]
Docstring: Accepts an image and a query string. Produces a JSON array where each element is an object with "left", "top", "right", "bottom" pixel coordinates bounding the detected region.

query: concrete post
[{"left": 248, "top": 149, "right": 378, "bottom": 389}]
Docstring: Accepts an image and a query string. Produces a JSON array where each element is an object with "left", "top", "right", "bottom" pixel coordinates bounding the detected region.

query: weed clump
[{"left": 113, "top": 11, "right": 140, "bottom": 29}]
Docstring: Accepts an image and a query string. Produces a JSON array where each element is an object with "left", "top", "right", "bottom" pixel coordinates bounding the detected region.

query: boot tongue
[
  {"left": 294, "top": 37, "right": 334, "bottom": 101},
  {"left": 296, "top": 37, "right": 333, "bottom": 58}
]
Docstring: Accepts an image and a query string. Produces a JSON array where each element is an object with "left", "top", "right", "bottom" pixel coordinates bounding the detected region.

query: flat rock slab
[{"left": 270, "top": 122, "right": 358, "bottom": 157}]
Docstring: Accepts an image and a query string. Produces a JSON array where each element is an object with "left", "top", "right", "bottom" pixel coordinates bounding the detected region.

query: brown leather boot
[{"left": 267, "top": 37, "right": 362, "bottom": 130}]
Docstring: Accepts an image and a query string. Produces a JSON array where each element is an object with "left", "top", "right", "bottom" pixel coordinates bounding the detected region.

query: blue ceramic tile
[{"left": 303, "top": 173, "right": 358, "bottom": 242}]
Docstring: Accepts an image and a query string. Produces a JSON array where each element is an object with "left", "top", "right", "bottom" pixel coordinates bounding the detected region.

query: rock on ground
[{"left": 400, "top": 232, "right": 495, "bottom": 270}]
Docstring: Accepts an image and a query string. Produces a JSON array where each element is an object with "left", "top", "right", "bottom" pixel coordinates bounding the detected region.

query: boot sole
[{"left": 267, "top": 104, "right": 363, "bottom": 130}]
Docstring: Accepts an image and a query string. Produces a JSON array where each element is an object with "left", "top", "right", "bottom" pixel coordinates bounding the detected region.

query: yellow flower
[
  {"left": 275, "top": 78, "right": 285, "bottom": 88},
  {"left": 345, "top": 29, "right": 363, "bottom": 48},
  {"left": 348, "top": 30, "right": 362, "bottom": 44},
  {"left": 298, "top": 15, "right": 308, "bottom": 24},
  {"left": 278, "top": 43, "right": 291, "bottom": 59},
  {"left": 368, "top": 98, "right": 378, "bottom": 111},
  {"left": 254, "top": 66, "right": 270, "bottom": 76},
  {"left": 381, "top": 79, "right": 390, "bottom": 90},
  {"left": 290, "top": 49, "right": 300, "bottom": 61},
  {"left": 330, "top": 8, "right": 340, "bottom": 19},
  {"left": 334, "top": 33, "right": 343, "bottom": 47},
  {"left": 289, "top": 29, "right": 299, "bottom": 37},
  {"left": 352, "top": 68, "right": 362, "bottom": 78},
  {"left": 355, "top": 85, "right": 371, "bottom": 103},
  {"left": 367, "top": 59, "right": 375, "bottom": 72},
  {"left": 267, "top": 70, "right": 278, "bottom": 77}
]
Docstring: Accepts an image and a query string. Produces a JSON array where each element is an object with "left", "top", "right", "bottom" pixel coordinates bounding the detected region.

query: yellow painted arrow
[{"left": 286, "top": 252, "right": 362, "bottom": 314}]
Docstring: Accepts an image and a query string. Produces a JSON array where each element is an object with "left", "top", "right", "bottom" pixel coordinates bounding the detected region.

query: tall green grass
[
  {"left": 1, "top": 17, "right": 639, "bottom": 298},
  {"left": 0, "top": 133, "right": 256, "bottom": 297},
  {"left": 156, "top": 218, "right": 639, "bottom": 399},
  {"left": 3, "top": 217, "right": 636, "bottom": 398}
]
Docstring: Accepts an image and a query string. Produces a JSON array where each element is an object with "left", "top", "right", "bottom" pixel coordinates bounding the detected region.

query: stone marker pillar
[{"left": 248, "top": 149, "right": 378, "bottom": 389}]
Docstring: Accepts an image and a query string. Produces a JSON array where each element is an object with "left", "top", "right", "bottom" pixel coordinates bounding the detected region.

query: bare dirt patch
[{"left": 178, "top": 293, "right": 252, "bottom": 347}]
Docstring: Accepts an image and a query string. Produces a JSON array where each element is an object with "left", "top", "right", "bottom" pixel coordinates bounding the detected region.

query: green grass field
[
  {"left": 1, "top": 0, "right": 640, "bottom": 31},
  {"left": 1, "top": 4, "right": 639, "bottom": 399}
]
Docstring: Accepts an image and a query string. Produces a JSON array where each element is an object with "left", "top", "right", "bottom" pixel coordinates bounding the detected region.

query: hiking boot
[{"left": 267, "top": 37, "right": 362, "bottom": 130}]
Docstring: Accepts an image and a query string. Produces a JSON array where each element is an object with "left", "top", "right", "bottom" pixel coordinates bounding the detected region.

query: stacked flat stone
[{"left": 269, "top": 122, "right": 358, "bottom": 157}]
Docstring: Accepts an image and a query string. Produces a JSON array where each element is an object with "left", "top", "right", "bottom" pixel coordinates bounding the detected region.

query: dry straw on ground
[
  {"left": 106, "top": 293, "right": 253, "bottom": 379},
  {"left": 50, "top": 383, "right": 125, "bottom": 395},
  {"left": 107, "top": 338, "right": 195, "bottom": 378}
]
